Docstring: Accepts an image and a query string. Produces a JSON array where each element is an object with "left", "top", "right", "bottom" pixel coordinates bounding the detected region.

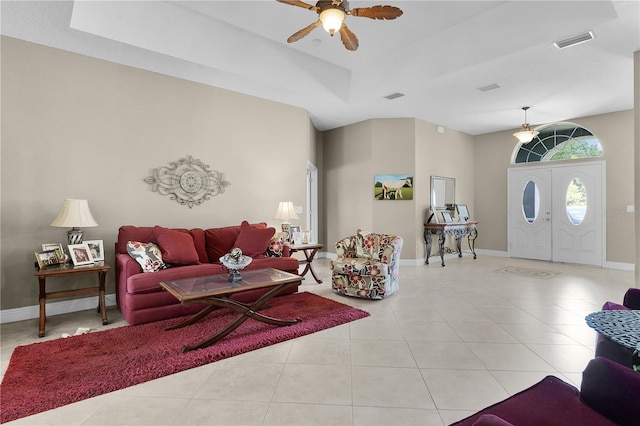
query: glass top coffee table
[{"left": 161, "top": 268, "right": 302, "bottom": 352}]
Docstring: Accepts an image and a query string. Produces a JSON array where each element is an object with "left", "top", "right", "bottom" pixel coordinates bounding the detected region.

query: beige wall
[
  {"left": 1, "top": 36, "right": 635, "bottom": 314},
  {"left": 323, "top": 118, "right": 475, "bottom": 260},
  {"left": 1, "top": 37, "right": 317, "bottom": 310},
  {"left": 473, "top": 110, "right": 635, "bottom": 264}
]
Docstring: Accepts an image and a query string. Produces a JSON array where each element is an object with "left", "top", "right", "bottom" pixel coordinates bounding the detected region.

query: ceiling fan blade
[
  {"left": 287, "top": 20, "right": 322, "bottom": 43},
  {"left": 348, "top": 5, "right": 403, "bottom": 20},
  {"left": 276, "top": 0, "right": 318, "bottom": 12},
  {"left": 339, "top": 24, "right": 359, "bottom": 51}
]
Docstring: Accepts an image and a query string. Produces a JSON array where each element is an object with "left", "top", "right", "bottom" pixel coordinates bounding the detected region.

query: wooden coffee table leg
[
  {"left": 164, "top": 305, "right": 218, "bottom": 331},
  {"left": 181, "top": 281, "right": 302, "bottom": 352}
]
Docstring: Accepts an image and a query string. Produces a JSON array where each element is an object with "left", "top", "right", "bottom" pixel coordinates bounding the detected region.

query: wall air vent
[
  {"left": 554, "top": 31, "right": 595, "bottom": 49},
  {"left": 384, "top": 92, "right": 405, "bottom": 100},
  {"left": 477, "top": 83, "right": 501, "bottom": 92}
]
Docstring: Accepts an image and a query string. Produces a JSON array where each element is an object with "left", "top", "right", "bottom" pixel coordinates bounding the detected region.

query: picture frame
[
  {"left": 456, "top": 204, "right": 470, "bottom": 221},
  {"left": 34, "top": 249, "right": 61, "bottom": 269},
  {"left": 301, "top": 230, "right": 311, "bottom": 244},
  {"left": 41, "top": 243, "right": 64, "bottom": 259},
  {"left": 85, "top": 240, "right": 104, "bottom": 261},
  {"left": 441, "top": 210, "right": 454, "bottom": 223},
  {"left": 289, "top": 226, "right": 302, "bottom": 245},
  {"left": 68, "top": 243, "right": 94, "bottom": 266},
  {"left": 374, "top": 174, "right": 414, "bottom": 200}
]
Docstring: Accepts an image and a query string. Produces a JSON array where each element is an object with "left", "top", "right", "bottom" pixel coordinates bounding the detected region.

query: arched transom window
[{"left": 513, "top": 122, "right": 603, "bottom": 164}]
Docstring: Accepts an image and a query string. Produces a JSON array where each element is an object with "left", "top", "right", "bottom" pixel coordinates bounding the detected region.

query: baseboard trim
[
  {"left": 0, "top": 294, "right": 117, "bottom": 325},
  {"left": 605, "top": 261, "right": 635, "bottom": 271}
]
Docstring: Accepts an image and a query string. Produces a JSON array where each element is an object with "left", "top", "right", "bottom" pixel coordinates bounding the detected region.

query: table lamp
[
  {"left": 50, "top": 199, "right": 98, "bottom": 244},
  {"left": 274, "top": 201, "right": 299, "bottom": 241}
]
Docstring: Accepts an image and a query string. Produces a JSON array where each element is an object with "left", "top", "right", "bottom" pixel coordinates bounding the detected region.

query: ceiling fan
[{"left": 276, "top": 0, "right": 403, "bottom": 51}]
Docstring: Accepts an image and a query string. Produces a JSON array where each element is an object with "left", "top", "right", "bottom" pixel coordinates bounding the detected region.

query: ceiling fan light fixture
[
  {"left": 319, "top": 7, "right": 346, "bottom": 36},
  {"left": 513, "top": 107, "right": 539, "bottom": 143}
]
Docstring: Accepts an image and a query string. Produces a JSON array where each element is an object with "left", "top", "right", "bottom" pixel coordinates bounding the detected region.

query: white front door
[
  {"left": 551, "top": 163, "right": 603, "bottom": 265},
  {"left": 508, "top": 162, "right": 604, "bottom": 266},
  {"left": 508, "top": 168, "right": 552, "bottom": 261}
]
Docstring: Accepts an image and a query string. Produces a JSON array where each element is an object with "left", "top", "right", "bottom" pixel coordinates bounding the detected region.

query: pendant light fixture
[{"left": 513, "top": 107, "right": 539, "bottom": 143}]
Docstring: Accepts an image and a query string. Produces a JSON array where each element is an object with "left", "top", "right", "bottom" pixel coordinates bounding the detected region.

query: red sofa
[{"left": 115, "top": 221, "right": 299, "bottom": 325}]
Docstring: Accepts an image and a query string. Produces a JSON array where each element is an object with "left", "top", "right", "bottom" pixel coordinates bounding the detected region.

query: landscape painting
[{"left": 374, "top": 174, "right": 414, "bottom": 200}]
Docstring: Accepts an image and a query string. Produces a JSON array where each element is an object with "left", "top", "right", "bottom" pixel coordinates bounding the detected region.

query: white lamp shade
[
  {"left": 274, "top": 201, "right": 299, "bottom": 222},
  {"left": 50, "top": 199, "right": 98, "bottom": 228},
  {"left": 513, "top": 129, "right": 539, "bottom": 143}
]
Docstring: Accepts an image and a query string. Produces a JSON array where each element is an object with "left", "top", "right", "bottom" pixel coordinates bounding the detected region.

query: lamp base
[{"left": 66, "top": 228, "right": 84, "bottom": 245}]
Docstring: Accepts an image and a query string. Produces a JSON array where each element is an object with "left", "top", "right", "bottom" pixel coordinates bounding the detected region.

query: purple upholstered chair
[{"left": 451, "top": 357, "right": 640, "bottom": 426}]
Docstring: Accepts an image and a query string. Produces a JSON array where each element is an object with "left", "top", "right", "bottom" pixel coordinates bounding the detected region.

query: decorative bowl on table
[{"left": 219, "top": 248, "right": 252, "bottom": 282}]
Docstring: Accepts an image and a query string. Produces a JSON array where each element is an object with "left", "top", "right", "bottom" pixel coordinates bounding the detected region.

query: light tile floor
[{"left": 1, "top": 255, "right": 635, "bottom": 425}]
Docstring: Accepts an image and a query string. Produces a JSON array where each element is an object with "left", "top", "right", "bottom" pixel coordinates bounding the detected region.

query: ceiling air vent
[
  {"left": 477, "top": 83, "right": 501, "bottom": 92},
  {"left": 554, "top": 31, "right": 595, "bottom": 49},
  {"left": 384, "top": 92, "right": 405, "bottom": 100}
]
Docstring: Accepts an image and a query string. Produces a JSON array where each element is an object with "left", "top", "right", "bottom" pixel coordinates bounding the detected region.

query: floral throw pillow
[
  {"left": 355, "top": 230, "right": 382, "bottom": 260},
  {"left": 126, "top": 241, "right": 165, "bottom": 272},
  {"left": 266, "top": 232, "right": 286, "bottom": 257}
]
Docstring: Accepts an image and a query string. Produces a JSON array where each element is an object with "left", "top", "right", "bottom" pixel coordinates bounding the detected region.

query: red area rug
[{"left": 0, "top": 292, "right": 369, "bottom": 423}]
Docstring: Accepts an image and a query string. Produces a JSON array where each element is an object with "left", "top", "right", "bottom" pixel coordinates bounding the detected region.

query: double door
[{"left": 508, "top": 162, "right": 604, "bottom": 266}]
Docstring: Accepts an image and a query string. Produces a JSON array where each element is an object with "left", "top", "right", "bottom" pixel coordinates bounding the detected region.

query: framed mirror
[{"left": 431, "top": 176, "right": 455, "bottom": 211}]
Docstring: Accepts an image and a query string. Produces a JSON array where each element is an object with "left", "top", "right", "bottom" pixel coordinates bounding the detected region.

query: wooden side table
[
  {"left": 34, "top": 261, "right": 111, "bottom": 337},
  {"left": 288, "top": 243, "right": 324, "bottom": 283}
]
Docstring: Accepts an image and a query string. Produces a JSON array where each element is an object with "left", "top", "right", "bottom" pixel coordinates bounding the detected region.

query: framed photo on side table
[
  {"left": 35, "top": 250, "right": 61, "bottom": 269},
  {"left": 289, "top": 226, "right": 301, "bottom": 245},
  {"left": 85, "top": 240, "right": 104, "bottom": 261},
  {"left": 441, "top": 210, "right": 453, "bottom": 223},
  {"left": 68, "top": 243, "right": 94, "bottom": 266},
  {"left": 456, "top": 204, "right": 470, "bottom": 222},
  {"left": 42, "top": 243, "right": 64, "bottom": 259}
]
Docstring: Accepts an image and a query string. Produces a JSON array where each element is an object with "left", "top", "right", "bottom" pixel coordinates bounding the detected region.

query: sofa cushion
[
  {"left": 332, "top": 258, "right": 389, "bottom": 277},
  {"left": 602, "top": 301, "right": 629, "bottom": 311},
  {"left": 355, "top": 230, "right": 383, "bottom": 260},
  {"left": 188, "top": 228, "right": 209, "bottom": 263},
  {"left": 623, "top": 288, "right": 640, "bottom": 309},
  {"left": 154, "top": 226, "right": 200, "bottom": 265},
  {"left": 205, "top": 222, "right": 268, "bottom": 262},
  {"left": 245, "top": 256, "right": 299, "bottom": 274},
  {"left": 580, "top": 357, "right": 640, "bottom": 426},
  {"left": 126, "top": 263, "right": 224, "bottom": 294},
  {"left": 126, "top": 241, "right": 165, "bottom": 272},
  {"left": 117, "top": 226, "right": 155, "bottom": 254},
  {"left": 234, "top": 220, "right": 275, "bottom": 258},
  {"left": 472, "top": 415, "right": 514, "bottom": 426}
]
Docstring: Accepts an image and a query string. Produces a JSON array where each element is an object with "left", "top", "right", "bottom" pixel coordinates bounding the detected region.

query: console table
[{"left": 424, "top": 221, "right": 478, "bottom": 267}]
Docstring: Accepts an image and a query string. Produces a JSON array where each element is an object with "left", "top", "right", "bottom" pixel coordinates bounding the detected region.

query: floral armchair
[{"left": 330, "top": 230, "right": 403, "bottom": 299}]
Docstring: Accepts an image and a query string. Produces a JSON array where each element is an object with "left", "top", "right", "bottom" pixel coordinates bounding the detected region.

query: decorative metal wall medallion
[{"left": 144, "top": 155, "right": 230, "bottom": 208}]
